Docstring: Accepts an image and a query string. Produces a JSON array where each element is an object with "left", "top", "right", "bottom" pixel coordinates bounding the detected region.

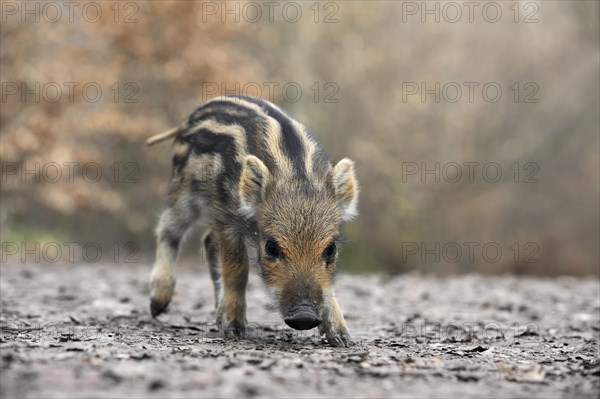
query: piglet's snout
[{"left": 284, "top": 302, "right": 322, "bottom": 330}]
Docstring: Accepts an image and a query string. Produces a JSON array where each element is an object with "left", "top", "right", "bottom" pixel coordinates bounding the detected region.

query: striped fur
[{"left": 148, "top": 95, "right": 358, "bottom": 347}]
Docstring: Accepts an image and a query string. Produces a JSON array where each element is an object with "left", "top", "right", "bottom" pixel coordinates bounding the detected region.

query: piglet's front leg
[
  {"left": 320, "top": 290, "right": 352, "bottom": 347},
  {"left": 217, "top": 235, "right": 248, "bottom": 338}
]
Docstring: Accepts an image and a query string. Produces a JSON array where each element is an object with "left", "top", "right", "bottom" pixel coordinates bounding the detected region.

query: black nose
[{"left": 284, "top": 307, "right": 322, "bottom": 330}]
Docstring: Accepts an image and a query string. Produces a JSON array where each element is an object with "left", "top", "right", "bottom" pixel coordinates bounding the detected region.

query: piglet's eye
[
  {"left": 323, "top": 242, "right": 337, "bottom": 263},
  {"left": 265, "top": 239, "right": 282, "bottom": 259}
]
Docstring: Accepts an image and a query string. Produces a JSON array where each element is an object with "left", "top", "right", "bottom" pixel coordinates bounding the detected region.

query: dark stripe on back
[{"left": 178, "top": 128, "right": 236, "bottom": 163}]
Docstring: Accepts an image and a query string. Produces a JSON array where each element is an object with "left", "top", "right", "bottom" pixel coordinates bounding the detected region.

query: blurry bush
[{"left": 1, "top": 1, "right": 598, "bottom": 275}]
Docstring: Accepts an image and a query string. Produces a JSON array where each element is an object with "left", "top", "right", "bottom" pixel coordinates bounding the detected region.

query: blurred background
[{"left": 1, "top": 1, "right": 598, "bottom": 275}]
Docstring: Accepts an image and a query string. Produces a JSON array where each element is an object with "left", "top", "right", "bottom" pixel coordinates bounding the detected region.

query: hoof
[{"left": 150, "top": 299, "right": 170, "bottom": 318}]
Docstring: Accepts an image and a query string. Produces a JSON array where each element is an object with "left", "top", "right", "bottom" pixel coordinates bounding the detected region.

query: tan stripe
[
  {"left": 209, "top": 96, "right": 266, "bottom": 115},
  {"left": 253, "top": 99, "right": 302, "bottom": 177},
  {"left": 263, "top": 115, "right": 293, "bottom": 176},
  {"left": 172, "top": 141, "right": 189, "bottom": 157},
  {"left": 292, "top": 120, "right": 317, "bottom": 178}
]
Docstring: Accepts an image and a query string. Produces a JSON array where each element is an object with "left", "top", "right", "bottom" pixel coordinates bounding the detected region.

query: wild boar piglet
[{"left": 146, "top": 95, "right": 359, "bottom": 347}]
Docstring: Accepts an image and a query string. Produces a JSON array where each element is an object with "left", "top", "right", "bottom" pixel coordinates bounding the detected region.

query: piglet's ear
[
  {"left": 239, "top": 155, "right": 269, "bottom": 218},
  {"left": 330, "top": 158, "right": 359, "bottom": 221}
]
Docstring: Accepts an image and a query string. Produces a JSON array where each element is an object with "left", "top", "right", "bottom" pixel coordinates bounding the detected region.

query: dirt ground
[{"left": 1, "top": 263, "right": 598, "bottom": 398}]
